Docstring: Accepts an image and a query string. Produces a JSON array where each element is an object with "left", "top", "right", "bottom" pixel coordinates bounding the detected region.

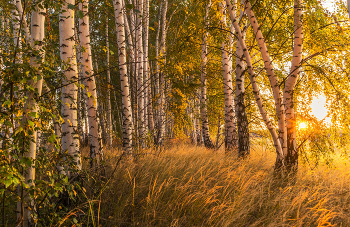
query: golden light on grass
[{"left": 298, "top": 122, "right": 307, "bottom": 129}]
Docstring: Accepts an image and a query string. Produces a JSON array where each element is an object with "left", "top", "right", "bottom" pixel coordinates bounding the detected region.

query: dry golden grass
[{"left": 91, "top": 143, "right": 350, "bottom": 227}]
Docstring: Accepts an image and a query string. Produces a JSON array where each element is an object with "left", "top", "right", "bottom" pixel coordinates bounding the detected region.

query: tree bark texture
[
  {"left": 220, "top": 2, "right": 238, "bottom": 152},
  {"left": 79, "top": 0, "right": 103, "bottom": 169},
  {"left": 59, "top": 0, "right": 81, "bottom": 174},
  {"left": 113, "top": 0, "right": 134, "bottom": 154},
  {"left": 200, "top": 0, "right": 214, "bottom": 149},
  {"left": 225, "top": 0, "right": 284, "bottom": 158}
]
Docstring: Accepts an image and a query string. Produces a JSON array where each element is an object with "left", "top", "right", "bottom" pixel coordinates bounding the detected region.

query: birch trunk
[
  {"left": 157, "top": 0, "right": 168, "bottom": 145},
  {"left": 17, "top": 2, "right": 45, "bottom": 225},
  {"left": 281, "top": 0, "right": 303, "bottom": 171},
  {"left": 12, "top": 0, "right": 22, "bottom": 64},
  {"left": 136, "top": 0, "right": 145, "bottom": 147},
  {"left": 220, "top": 2, "right": 238, "bottom": 152},
  {"left": 59, "top": 0, "right": 81, "bottom": 175},
  {"left": 113, "top": 0, "right": 133, "bottom": 154},
  {"left": 143, "top": 0, "right": 154, "bottom": 134},
  {"left": 106, "top": 17, "right": 113, "bottom": 147},
  {"left": 225, "top": 0, "right": 283, "bottom": 159},
  {"left": 79, "top": 0, "right": 103, "bottom": 169},
  {"left": 243, "top": 0, "right": 287, "bottom": 157},
  {"left": 235, "top": 28, "right": 250, "bottom": 157},
  {"left": 155, "top": 3, "right": 162, "bottom": 144},
  {"left": 201, "top": 0, "right": 214, "bottom": 149}
]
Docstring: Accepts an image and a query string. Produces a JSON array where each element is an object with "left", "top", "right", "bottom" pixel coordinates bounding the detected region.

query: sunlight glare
[{"left": 298, "top": 122, "right": 307, "bottom": 129}]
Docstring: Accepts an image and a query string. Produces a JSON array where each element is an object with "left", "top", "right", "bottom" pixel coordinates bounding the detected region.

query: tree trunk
[
  {"left": 200, "top": 0, "right": 214, "bottom": 149},
  {"left": 220, "top": 2, "right": 238, "bottom": 152},
  {"left": 106, "top": 17, "right": 113, "bottom": 147},
  {"left": 59, "top": 0, "right": 81, "bottom": 175},
  {"left": 281, "top": 0, "right": 303, "bottom": 172},
  {"left": 17, "top": 2, "right": 45, "bottom": 225},
  {"left": 79, "top": 0, "right": 103, "bottom": 169},
  {"left": 157, "top": 0, "right": 168, "bottom": 146},
  {"left": 242, "top": 0, "right": 287, "bottom": 160},
  {"left": 143, "top": 0, "right": 154, "bottom": 134},
  {"left": 113, "top": 0, "right": 134, "bottom": 154},
  {"left": 225, "top": 0, "right": 283, "bottom": 158},
  {"left": 235, "top": 28, "right": 250, "bottom": 157},
  {"left": 155, "top": 2, "right": 162, "bottom": 144},
  {"left": 136, "top": 0, "right": 145, "bottom": 148}
]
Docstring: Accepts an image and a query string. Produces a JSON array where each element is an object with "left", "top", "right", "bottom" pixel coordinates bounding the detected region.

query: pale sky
[
  {"left": 321, "top": 0, "right": 347, "bottom": 12},
  {"left": 310, "top": 95, "right": 331, "bottom": 124}
]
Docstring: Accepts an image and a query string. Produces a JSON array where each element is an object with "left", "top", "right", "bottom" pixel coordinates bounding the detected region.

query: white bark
[
  {"left": 242, "top": 0, "right": 287, "bottom": 155},
  {"left": 59, "top": 0, "right": 81, "bottom": 174},
  {"left": 220, "top": 2, "right": 238, "bottom": 151},
  {"left": 106, "top": 17, "right": 113, "bottom": 147},
  {"left": 200, "top": 0, "right": 214, "bottom": 148},
  {"left": 225, "top": 0, "right": 283, "bottom": 158},
  {"left": 156, "top": 0, "right": 168, "bottom": 145},
  {"left": 79, "top": 0, "right": 103, "bottom": 168},
  {"left": 17, "top": 2, "right": 46, "bottom": 225},
  {"left": 282, "top": 0, "right": 303, "bottom": 168},
  {"left": 113, "top": 0, "right": 133, "bottom": 154},
  {"left": 144, "top": 0, "right": 154, "bottom": 133},
  {"left": 136, "top": 0, "right": 145, "bottom": 147},
  {"left": 155, "top": 3, "right": 162, "bottom": 142}
]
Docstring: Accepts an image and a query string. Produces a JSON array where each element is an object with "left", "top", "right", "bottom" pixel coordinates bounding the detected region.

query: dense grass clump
[{"left": 78, "top": 143, "right": 350, "bottom": 226}]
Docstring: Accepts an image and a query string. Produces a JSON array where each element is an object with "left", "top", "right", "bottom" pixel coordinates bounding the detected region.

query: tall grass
[{"left": 81, "top": 143, "right": 350, "bottom": 226}]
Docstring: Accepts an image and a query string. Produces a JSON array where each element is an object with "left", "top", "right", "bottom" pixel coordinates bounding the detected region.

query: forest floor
[{"left": 76, "top": 141, "right": 350, "bottom": 227}]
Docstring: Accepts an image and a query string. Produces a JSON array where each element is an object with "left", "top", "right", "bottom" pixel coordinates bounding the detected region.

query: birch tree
[
  {"left": 156, "top": 0, "right": 168, "bottom": 146},
  {"left": 79, "top": 0, "right": 103, "bottom": 168},
  {"left": 219, "top": 2, "right": 238, "bottom": 152},
  {"left": 106, "top": 17, "right": 113, "bottom": 147},
  {"left": 113, "top": 0, "right": 133, "bottom": 154},
  {"left": 201, "top": 0, "right": 215, "bottom": 149},
  {"left": 225, "top": 0, "right": 284, "bottom": 159},
  {"left": 226, "top": 0, "right": 304, "bottom": 170},
  {"left": 59, "top": 0, "right": 81, "bottom": 174},
  {"left": 17, "top": 1, "right": 45, "bottom": 225},
  {"left": 235, "top": 28, "right": 250, "bottom": 157}
]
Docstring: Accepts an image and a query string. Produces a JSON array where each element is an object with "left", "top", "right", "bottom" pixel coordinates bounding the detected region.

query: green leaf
[
  {"left": 28, "top": 120, "right": 34, "bottom": 127},
  {"left": 28, "top": 112, "right": 38, "bottom": 118},
  {"left": 68, "top": 4, "right": 75, "bottom": 10},
  {"left": 4, "top": 179, "right": 12, "bottom": 188},
  {"left": 77, "top": 10, "right": 84, "bottom": 19},
  {"left": 110, "top": 50, "right": 114, "bottom": 55},
  {"left": 133, "top": 9, "right": 141, "bottom": 13},
  {"left": 48, "top": 134, "right": 56, "bottom": 143},
  {"left": 3, "top": 100, "right": 12, "bottom": 107}
]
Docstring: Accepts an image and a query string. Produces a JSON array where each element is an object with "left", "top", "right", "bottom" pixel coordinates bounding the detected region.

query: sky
[{"left": 310, "top": 95, "right": 331, "bottom": 124}]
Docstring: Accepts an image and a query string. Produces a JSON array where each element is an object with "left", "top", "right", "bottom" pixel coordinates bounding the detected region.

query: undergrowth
[{"left": 69, "top": 143, "right": 350, "bottom": 227}]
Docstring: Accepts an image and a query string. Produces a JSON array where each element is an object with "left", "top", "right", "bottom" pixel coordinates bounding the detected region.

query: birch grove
[{"left": 1, "top": 0, "right": 350, "bottom": 223}]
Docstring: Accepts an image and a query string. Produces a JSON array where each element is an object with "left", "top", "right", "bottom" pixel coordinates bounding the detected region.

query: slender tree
[
  {"left": 79, "top": 0, "right": 103, "bottom": 168},
  {"left": 59, "top": 0, "right": 81, "bottom": 174},
  {"left": 113, "top": 0, "right": 133, "bottom": 154},
  {"left": 201, "top": 0, "right": 215, "bottom": 148},
  {"left": 17, "top": 1, "right": 45, "bottom": 225},
  {"left": 106, "top": 16, "right": 113, "bottom": 147},
  {"left": 220, "top": 2, "right": 238, "bottom": 152}
]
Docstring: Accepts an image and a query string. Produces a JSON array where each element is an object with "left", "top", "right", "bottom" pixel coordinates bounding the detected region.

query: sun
[{"left": 298, "top": 122, "right": 307, "bottom": 129}]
